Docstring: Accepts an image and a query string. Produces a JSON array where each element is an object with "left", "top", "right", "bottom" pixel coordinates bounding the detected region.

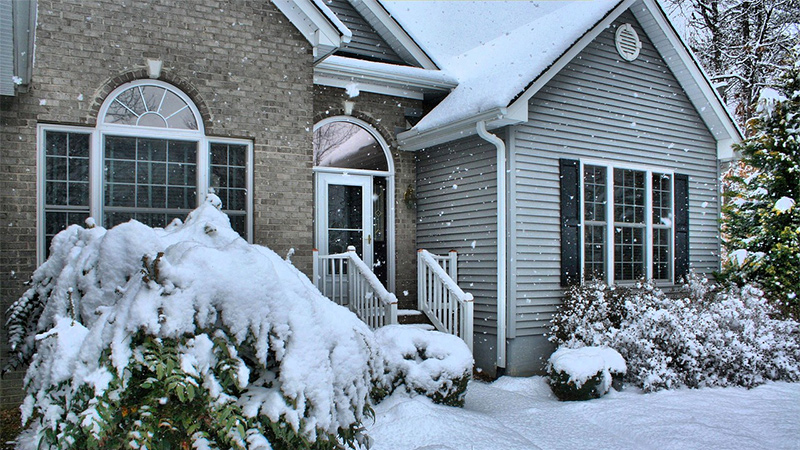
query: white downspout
[{"left": 476, "top": 120, "right": 507, "bottom": 370}]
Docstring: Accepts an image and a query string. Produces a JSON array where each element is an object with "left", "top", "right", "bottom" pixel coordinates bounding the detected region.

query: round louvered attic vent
[{"left": 615, "top": 23, "right": 641, "bottom": 61}]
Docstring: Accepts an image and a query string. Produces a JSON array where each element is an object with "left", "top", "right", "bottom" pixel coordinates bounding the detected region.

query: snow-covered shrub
[
  {"left": 374, "top": 325, "right": 473, "bottom": 407},
  {"left": 550, "top": 275, "right": 800, "bottom": 392},
  {"left": 546, "top": 346, "right": 626, "bottom": 401},
  {"left": 5, "top": 196, "right": 379, "bottom": 450}
]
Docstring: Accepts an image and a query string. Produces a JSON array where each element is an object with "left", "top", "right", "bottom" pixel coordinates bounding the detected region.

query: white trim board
[
  {"left": 396, "top": 0, "right": 742, "bottom": 156},
  {"left": 349, "top": 0, "right": 438, "bottom": 70},
  {"left": 314, "top": 55, "right": 455, "bottom": 100},
  {"left": 271, "top": 0, "right": 350, "bottom": 60}
]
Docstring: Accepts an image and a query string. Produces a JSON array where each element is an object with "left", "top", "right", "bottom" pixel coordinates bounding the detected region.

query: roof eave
[
  {"left": 397, "top": 108, "right": 525, "bottom": 151},
  {"left": 354, "top": 0, "right": 439, "bottom": 70},
  {"left": 314, "top": 56, "right": 456, "bottom": 100},
  {"left": 632, "top": 0, "right": 743, "bottom": 155},
  {"left": 271, "top": 0, "right": 350, "bottom": 62}
]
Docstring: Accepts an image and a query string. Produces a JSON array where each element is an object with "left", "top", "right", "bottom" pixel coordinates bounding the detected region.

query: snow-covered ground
[{"left": 367, "top": 377, "right": 800, "bottom": 450}]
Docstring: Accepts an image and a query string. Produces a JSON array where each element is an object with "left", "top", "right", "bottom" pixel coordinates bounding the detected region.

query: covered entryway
[{"left": 313, "top": 116, "right": 394, "bottom": 288}]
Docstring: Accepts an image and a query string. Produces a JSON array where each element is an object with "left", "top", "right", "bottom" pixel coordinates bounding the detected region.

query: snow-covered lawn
[{"left": 367, "top": 377, "right": 800, "bottom": 450}]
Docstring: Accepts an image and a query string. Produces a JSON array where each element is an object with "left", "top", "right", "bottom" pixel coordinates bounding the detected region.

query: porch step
[
  {"left": 406, "top": 323, "right": 435, "bottom": 331},
  {"left": 397, "top": 309, "right": 433, "bottom": 327}
]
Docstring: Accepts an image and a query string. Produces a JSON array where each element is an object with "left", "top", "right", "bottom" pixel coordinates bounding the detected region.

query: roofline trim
[
  {"left": 506, "top": 0, "right": 634, "bottom": 121},
  {"left": 354, "top": 0, "right": 439, "bottom": 70},
  {"left": 271, "top": 0, "right": 350, "bottom": 61},
  {"left": 397, "top": 107, "right": 522, "bottom": 151},
  {"left": 633, "top": 0, "right": 742, "bottom": 143},
  {"left": 505, "top": 0, "right": 741, "bottom": 154},
  {"left": 314, "top": 55, "right": 456, "bottom": 100}
]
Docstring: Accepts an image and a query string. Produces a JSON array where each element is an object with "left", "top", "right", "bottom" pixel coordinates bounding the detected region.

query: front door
[{"left": 315, "top": 172, "right": 373, "bottom": 267}]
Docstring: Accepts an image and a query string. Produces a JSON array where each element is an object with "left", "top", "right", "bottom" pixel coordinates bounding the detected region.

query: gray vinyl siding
[
  {"left": 0, "top": 0, "right": 13, "bottom": 96},
  {"left": 416, "top": 135, "right": 498, "bottom": 337},
  {"left": 509, "top": 10, "right": 719, "bottom": 337},
  {"left": 327, "top": 0, "right": 405, "bottom": 64}
]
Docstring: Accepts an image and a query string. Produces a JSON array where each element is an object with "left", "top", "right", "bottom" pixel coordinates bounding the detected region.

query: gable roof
[{"left": 388, "top": 0, "right": 742, "bottom": 158}]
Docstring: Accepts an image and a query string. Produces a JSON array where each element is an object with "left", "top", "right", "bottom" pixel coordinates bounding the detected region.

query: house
[{"left": 0, "top": 0, "right": 740, "bottom": 408}]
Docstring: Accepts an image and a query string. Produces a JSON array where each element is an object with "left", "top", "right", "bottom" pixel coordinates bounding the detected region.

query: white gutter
[
  {"left": 314, "top": 55, "right": 456, "bottom": 100},
  {"left": 476, "top": 120, "right": 507, "bottom": 370},
  {"left": 399, "top": 108, "right": 509, "bottom": 151}
]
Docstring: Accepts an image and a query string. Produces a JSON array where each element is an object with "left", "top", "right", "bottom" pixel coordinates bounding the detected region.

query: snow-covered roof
[
  {"left": 383, "top": 0, "right": 742, "bottom": 155},
  {"left": 384, "top": 0, "right": 621, "bottom": 133}
]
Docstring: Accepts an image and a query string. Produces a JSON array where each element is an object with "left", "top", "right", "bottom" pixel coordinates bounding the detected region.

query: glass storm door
[{"left": 316, "top": 172, "right": 373, "bottom": 266}]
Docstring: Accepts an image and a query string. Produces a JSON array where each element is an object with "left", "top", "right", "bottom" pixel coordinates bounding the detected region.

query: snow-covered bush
[
  {"left": 550, "top": 275, "right": 800, "bottom": 392},
  {"left": 5, "top": 196, "right": 379, "bottom": 450},
  {"left": 546, "top": 346, "right": 626, "bottom": 401},
  {"left": 374, "top": 325, "right": 473, "bottom": 407}
]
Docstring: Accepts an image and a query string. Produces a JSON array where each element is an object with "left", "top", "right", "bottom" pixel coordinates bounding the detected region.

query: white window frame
[
  {"left": 579, "top": 159, "right": 675, "bottom": 285},
  {"left": 37, "top": 80, "right": 253, "bottom": 265}
]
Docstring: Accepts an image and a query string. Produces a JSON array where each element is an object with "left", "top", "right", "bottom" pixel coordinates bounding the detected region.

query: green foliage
[
  {"left": 24, "top": 330, "right": 365, "bottom": 450},
  {"left": 721, "top": 61, "right": 800, "bottom": 320},
  {"left": 547, "top": 370, "right": 607, "bottom": 402}
]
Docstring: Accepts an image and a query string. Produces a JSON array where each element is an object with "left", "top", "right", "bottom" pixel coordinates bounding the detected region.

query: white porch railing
[
  {"left": 313, "top": 246, "right": 398, "bottom": 329},
  {"left": 417, "top": 249, "right": 474, "bottom": 351}
]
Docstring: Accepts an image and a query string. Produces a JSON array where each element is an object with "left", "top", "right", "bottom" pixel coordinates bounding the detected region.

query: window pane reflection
[{"left": 313, "top": 121, "right": 388, "bottom": 171}]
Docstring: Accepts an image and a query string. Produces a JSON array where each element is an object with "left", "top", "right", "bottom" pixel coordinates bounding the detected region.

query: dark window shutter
[
  {"left": 560, "top": 159, "right": 581, "bottom": 286},
  {"left": 674, "top": 174, "right": 689, "bottom": 282}
]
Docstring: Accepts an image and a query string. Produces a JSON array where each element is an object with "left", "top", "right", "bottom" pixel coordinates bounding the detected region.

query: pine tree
[{"left": 721, "top": 58, "right": 800, "bottom": 319}]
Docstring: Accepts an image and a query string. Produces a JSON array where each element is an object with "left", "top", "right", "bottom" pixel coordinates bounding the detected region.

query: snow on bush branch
[
  {"left": 550, "top": 275, "right": 800, "bottom": 392},
  {"left": 6, "top": 196, "right": 379, "bottom": 450}
]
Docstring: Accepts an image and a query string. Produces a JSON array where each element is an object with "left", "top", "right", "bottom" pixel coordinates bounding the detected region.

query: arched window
[
  {"left": 313, "top": 120, "right": 389, "bottom": 171},
  {"left": 37, "top": 80, "right": 253, "bottom": 262}
]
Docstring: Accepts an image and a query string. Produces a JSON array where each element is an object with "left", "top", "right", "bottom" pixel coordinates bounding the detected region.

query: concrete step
[{"left": 397, "top": 309, "right": 433, "bottom": 327}]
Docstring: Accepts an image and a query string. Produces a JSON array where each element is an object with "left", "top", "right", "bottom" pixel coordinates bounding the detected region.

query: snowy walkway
[{"left": 367, "top": 377, "right": 800, "bottom": 450}]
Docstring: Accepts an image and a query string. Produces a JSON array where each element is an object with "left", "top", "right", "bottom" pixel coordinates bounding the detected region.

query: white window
[
  {"left": 38, "top": 80, "right": 253, "bottom": 262},
  {"left": 581, "top": 163, "right": 673, "bottom": 283}
]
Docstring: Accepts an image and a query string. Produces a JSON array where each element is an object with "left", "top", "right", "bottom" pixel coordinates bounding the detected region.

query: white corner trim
[
  {"left": 350, "top": 0, "right": 438, "bottom": 70},
  {"left": 476, "top": 120, "right": 507, "bottom": 369},
  {"left": 717, "top": 138, "right": 736, "bottom": 161}
]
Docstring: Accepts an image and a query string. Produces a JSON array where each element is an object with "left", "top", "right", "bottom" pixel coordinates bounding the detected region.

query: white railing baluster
[
  {"left": 416, "top": 249, "right": 474, "bottom": 352},
  {"left": 313, "top": 246, "right": 397, "bottom": 330}
]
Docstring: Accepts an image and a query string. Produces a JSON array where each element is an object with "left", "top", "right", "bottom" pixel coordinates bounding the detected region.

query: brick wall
[
  {"left": 313, "top": 85, "right": 420, "bottom": 309},
  {"left": 0, "top": 0, "right": 315, "bottom": 408}
]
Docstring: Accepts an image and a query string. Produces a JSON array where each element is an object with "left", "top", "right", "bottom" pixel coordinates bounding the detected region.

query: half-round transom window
[
  {"left": 313, "top": 120, "right": 389, "bottom": 171},
  {"left": 103, "top": 83, "right": 198, "bottom": 130}
]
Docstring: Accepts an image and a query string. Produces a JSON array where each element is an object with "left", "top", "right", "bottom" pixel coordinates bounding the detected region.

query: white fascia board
[
  {"left": 507, "top": 0, "right": 636, "bottom": 118},
  {"left": 314, "top": 56, "right": 456, "bottom": 100},
  {"left": 352, "top": 0, "right": 438, "bottom": 70},
  {"left": 311, "top": 0, "right": 352, "bottom": 41},
  {"left": 271, "top": 0, "right": 347, "bottom": 59},
  {"left": 633, "top": 0, "right": 743, "bottom": 153},
  {"left": 397, "top": 108, "right": 525, "bottom": 151}
]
